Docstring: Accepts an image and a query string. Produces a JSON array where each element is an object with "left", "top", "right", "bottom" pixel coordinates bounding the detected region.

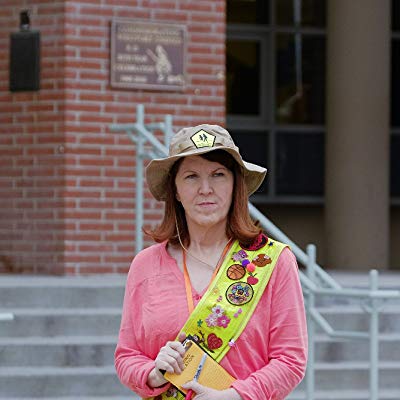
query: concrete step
[
  {"left": 313, "top": 270, "right": 400, "bottom": 307},
  {"left": 0, "top": 275, "right": 126, "bottom": 309},
  {"left": 0, "top": 398, "right": 138, "bottom": 400},
  {"left": 3, "top": 398, "right": 138, "bottom": 400},
  {"left": 328, "top": 271, "right": 400, "bottom": 289},
  {"left": 3, "top": 305, "right": 400, "bottom": 338},
  {"left": 0, "top": 366, "right": 133, "bottom": 398},
  {"left": 1, "top": 362, "right": 399, "bottom": 398},
  {"left": 314, "top": 334, "right": 400, "bottom": 362},
  {"left": 0, "top": 308, "right": 122, "bottom": 337},
  {"left": 295, "top": 361, "right": 400, "bottom": 391},
  {"left": 312, "top": 305, "right": 400, "bottom": 332},
  {"left": 1, "top": 334, "right": 399, "bottom": 368},
  {"left": 0, "top": 336, "right": 117, "bottom": 367},
  {"left": 1, "top": 273, "right": 399, "bottom": 398},
  {"left": 288, "top": 388, "right": 400, "bottom": 400}
]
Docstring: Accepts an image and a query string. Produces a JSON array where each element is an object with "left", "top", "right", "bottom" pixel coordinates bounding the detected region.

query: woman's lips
[{"left": 197, "top": 202, "right": 216, "bottom": 208}]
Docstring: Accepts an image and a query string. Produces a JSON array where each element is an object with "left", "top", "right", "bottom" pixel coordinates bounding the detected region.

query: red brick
[
  {"left": 80, "top": 179, "right": 114, "bottom": 188},
  {"left": 105, "top": 148, "right": 135, "bottom": 157},
  {"left": 63, "top": 186, "right": 102, "bottom": 198},
  {"left": 80, "top": 136, "right": 115, "bottom": 145},
  {"left": 79, "top": 266, "right": 117, "bottom": 274},
  {"left": 104, "top": 233, "right": 134, "bottom": 241},
  {"left": 79, "top": 71, "right": 108, "bottom": 80},
  {"left": 80, "top": 6, "right": 115, "bottom": 17},
  {"left": 79, "top": 243, "right": 114, "bottom": 252},
  {"left": 153, "top": 11, "right": 188, "bottom": 21},
  {"left": 66, "top": 147, "right": 101, "bottom": 156},
  {"left": 67, "top": 103, "right": 101, "bottom": 113},
  {"left": 79, "top": 28, "right": 106, "bottom": 38},
  {"left": 179, "top": 3, "right": 213, "bottom": 12},
  {"left": 116, "top": 159, "right": 135, "bottom": 168},
  {"left": 65, "top": 37, "right": 103, "bottom": 48},
  {"left": 79, "top": 158, "right": 114, "bottom": 167},
  {"left": 115, "top": 9, "right": 150, "bottom": 19},
  {"left": 79, "top": 115, "right": 114, "bottom": 124},
  {"left": 79, "top": 221, "right": 114, "bottom": 231},
  {"left": 65, "top": 255, "right": 101, "bottom": 263},
  {"left": 65, "top": 124, "right": 100, "bottom": 133},
  {"left": 104, "top": 255, "right": 131, "bottom": 263},
  {"left": 66, "top": 60, "right": 103, "bottom": 69}
]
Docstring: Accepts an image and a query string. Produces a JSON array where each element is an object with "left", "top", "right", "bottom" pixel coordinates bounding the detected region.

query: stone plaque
[{"left": 110, "top": 19, "right": 186, "bottom": 91}]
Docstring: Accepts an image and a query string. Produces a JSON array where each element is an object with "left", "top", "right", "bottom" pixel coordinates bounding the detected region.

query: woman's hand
[
  {"left": 182, "top": 381, "right": 242, "bottom": 400},
  {"left": 147, "top": 333, "right": 187, "bottom": 388}
]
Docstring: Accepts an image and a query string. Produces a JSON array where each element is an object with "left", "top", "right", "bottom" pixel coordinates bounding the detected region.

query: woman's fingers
[
  {"left": 178, "top": 332, "right": 187, "bottom": 343},
  {"left": 182, "top": 381, "right": 210, "bottom": 399},
  {"left": 155, "top": 340, "right": 186, "bottom": 374},
  {"left": 168, "top": 340, "right": 186, "bottom": 357},
  {"left": 181, "top": 382, "right": 241, "bottom": 400},
  {"left": 182, "top": 380, "right": 204, "bottom": 392}
]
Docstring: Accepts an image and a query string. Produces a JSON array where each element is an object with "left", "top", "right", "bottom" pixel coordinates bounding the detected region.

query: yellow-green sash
[{"left": 147, "top": 236, "right": 287, "bottom": 400}]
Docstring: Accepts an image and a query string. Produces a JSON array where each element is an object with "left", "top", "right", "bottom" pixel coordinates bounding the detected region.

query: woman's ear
[{"left": 175, "top": 191, "right": 181, "bottom": 202}]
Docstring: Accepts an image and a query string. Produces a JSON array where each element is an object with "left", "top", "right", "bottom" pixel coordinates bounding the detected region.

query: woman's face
[{"left": 175, "top": 155, "right": 234, "bottom": 231}]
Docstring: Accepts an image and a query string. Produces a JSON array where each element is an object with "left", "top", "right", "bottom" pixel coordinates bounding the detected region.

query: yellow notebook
[{"left": 164, "top": 339, "right": 236, "bottom": 394}]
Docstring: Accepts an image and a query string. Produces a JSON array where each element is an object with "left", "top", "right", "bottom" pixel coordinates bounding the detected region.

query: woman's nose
[{"left": 198, "top": 177, "right": 213, "bottom": 194}]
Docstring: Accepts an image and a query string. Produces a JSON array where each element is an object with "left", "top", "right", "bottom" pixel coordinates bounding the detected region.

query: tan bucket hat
[{"left": 145, "top": 124, "right": 267, "bottom": 201}]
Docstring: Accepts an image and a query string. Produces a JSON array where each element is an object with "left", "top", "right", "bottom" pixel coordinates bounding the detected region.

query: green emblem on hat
[{"left": 190, "top": 130, "right": 216, "bottom": 149}]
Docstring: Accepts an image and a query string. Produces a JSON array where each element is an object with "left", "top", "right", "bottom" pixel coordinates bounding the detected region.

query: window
[
  {"left": 226, "top": 0, "right": 326, "bottom": 203},
  {"left": 392, "top": 0, "right": 400, "bottom": 32},
  {"left": 227, "top": 0, "right": 270, "bottom": 25},
  {"left": 276, "top": 0, "right": 326, "bottom": 27},
  {"left": 227, "top": 0, "right": 398, "bottom": 204},
  {"left": 275, "top": 34, "right": 325, "bottom": 124},
  {"left": 276, "top": 132, "right": 324, "bottom": 196},
  {"left": 226, "top": 40, "right": 261, "bottom": 116},
  {"left": 392, "top": 0, "right": 400, "bottom": 201},
  {"left": 391, "top": 37, "right": 400, "bottom": 127},
  {"left": 391, "top": 136, "right": 400, "bottom": 197}
]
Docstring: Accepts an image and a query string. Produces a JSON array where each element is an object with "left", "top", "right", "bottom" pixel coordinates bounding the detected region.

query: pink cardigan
[{"left": 115, "top": 242, "right": 308, "bottom": 400}]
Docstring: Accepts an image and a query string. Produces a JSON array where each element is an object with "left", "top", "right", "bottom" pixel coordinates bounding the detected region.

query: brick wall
[
  {"left": 0, "top": 1, "right": 66, "bottom": 274},
  {"left": 0, "top": 0, "right": 226, "bottom": 275}
]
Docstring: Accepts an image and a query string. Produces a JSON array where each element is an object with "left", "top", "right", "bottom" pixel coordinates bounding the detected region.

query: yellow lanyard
[{"left": 182, "top": 240, "right": 233, "bottom": 314}]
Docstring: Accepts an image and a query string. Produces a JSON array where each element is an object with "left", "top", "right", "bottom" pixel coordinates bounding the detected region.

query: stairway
[
  {"left": 0, "top": 275, "right": 137, "bottom": 400},
  {"left": 1, "top": 273, "right": 399, "bottom": 399},
  {"left": 289, "top": 271, "right": 400, "bottom": 400}
]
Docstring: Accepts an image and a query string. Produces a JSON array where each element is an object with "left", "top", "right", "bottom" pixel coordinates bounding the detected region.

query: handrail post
[
  {"left": 135, "top": 133, "right": 144, "bottom": 254},
  {"left": 305, "top": 244, "right": 316, "bottom": 400},
  {"left": 135, "top": 103, "right": 145, "bottom": 254},
  {"left": 164, "top": 114, "right": 173, "bottom": 148},
  {"left": 369, "top": 269, "right": 379, "bottom": 400}
]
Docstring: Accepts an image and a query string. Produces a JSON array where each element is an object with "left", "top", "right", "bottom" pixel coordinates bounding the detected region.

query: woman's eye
[
  {"left": 185, "top": 174, "right": 197, "bottom": 179},
  {"left": 213, "top": 172, "right": 225, "bottom": 177}
]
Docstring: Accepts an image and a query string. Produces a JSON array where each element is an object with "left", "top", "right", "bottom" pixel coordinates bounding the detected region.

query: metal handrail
[
  {"left": 0, "top": 313, "right": 14, "bottom": 321},
  {"left": 110, "top": 105, "right": 173, "bottom": 254},
  {"left": 258, "top": 229, "right": 400, "bottom": 400},
  {"left": 110, "top": 105, "right": 400, "bottom": 400}
]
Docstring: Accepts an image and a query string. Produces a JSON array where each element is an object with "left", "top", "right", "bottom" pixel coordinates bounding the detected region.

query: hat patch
[{"left": 190, "top": 129, "right": 216, "bottom": 149}]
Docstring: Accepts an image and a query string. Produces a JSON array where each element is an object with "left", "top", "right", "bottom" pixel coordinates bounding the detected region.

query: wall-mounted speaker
[{"left": 9, "top": 30, "right": 40, "bottom": 92}]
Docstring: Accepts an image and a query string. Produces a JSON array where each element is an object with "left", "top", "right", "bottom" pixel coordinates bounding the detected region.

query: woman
[{"left": 115, "top": 125, "right": 308, "bottom": 400}]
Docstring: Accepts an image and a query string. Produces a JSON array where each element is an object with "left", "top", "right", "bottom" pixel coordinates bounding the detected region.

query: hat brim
[{"left": 145, "top": 146, "right": 267, "bottom": 201}]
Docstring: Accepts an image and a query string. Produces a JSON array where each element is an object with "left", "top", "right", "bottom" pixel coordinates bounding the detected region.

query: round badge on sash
[{"left": 226, "top": 281, "right": 254, "bottom": 305}]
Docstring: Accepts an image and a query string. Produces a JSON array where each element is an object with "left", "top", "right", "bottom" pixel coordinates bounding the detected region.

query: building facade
[{"left": 0, "top": 0, "right": 399, "bottom": 274}]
